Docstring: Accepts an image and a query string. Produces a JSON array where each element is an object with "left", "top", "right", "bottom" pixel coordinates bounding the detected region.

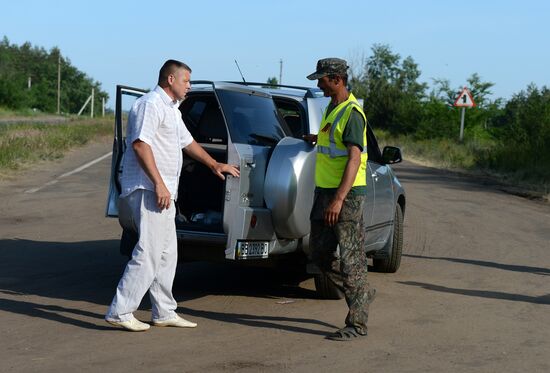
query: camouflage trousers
[{"left": 309, "top": 192, "right": 375, "bottom": 335}]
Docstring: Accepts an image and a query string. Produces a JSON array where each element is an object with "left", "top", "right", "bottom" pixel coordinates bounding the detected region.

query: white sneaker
[
  {"left": 106, "top": 316, "right": 150, "bottom": 332},
  {"left": 152, "top": 315, "right": 197, "bottom": 328}
]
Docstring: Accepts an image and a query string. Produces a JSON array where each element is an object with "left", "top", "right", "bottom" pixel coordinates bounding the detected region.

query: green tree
[
  {"left": 482, "top": 84, "right": 550, "bottom": 181},
  {"left": 424, "top": 74, "right": 501, "bottom": 140},
  {"left": 494, "top": 84, "right": 550, "bottom": 147},
  {"left": 0, "top": 37, "right": 108, "bottom": 114},
  {"left": 356, "top": 44, "right": 427, "bottom": 134},
  {"left": 266, "top": 76, "right": 278, "bottom": 86}
]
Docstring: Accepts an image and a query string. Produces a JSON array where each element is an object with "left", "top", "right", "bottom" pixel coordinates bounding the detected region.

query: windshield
[{"left": 216, "top": 89, "right": 286, "bottom": 146}]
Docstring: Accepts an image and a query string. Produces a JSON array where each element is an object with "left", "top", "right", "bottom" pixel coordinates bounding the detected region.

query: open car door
[
  {"left": 105, "top": 85, "right": 148, "bottom": 217},
  {"left": 305, "top": 96, "right": 330, "bottom": 134}
]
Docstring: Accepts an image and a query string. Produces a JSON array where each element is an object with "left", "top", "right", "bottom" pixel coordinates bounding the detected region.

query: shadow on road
[
  {"left": 178, "top": 306, "right": 336, "bottom": 336},
  {"left": 173, "top": 261, "right": 316, "bottom": 301},
  {"left": 0, "top": 238, "right": 322, "bottom": 332},
  {"left": 403, "top": 254, "right": 550, "bottom": 276},
  {"left": 398, "top": 281, "right": 550, "bottom": 305},
  {"left": 0, "top": 298, "right": 112, "bottom": 331},
  {"left": 0, "top": 238, "right": 123, "bottom": 303}
]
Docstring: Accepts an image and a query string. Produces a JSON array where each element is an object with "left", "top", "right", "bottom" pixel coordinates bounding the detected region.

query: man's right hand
[
  {"left": 132, "top": 140, "right": 171, "bottom": 210},
  {"left": 155, "top": 182, "right": 172, "bottom": 210}
]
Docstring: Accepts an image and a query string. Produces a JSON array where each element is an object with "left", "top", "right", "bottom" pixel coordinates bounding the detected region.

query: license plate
[{"left": 236, "top": 241, "right": 269, "bottom": 259}]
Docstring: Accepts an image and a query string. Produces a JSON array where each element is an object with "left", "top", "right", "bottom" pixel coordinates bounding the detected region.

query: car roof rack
[
  {"left": 190, "top": 80, "right": 216, "bottom": 87},
  {"left": 226, "top": 81, "right": 321, "bottom": 98}
]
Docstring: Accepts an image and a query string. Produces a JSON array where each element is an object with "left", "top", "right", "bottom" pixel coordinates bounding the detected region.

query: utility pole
[
  {"left": 279, "top": 59, "right": 283, "bottom": 85},
  {"left": 57, "top": 53, "right": 61, "bottom": 114},
  {"left": 91, "top": 88, "right": 95, "bottom": 118}
]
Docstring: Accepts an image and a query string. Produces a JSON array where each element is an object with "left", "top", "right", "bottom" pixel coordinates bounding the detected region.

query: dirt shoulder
[{"left": 404, "top": 154, "right": 549, "bottom": 203}]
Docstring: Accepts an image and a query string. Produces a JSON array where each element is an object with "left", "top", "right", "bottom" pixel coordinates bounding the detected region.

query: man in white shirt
[{"left": 106, "top": 59, "right": 240, "bottom": 332}]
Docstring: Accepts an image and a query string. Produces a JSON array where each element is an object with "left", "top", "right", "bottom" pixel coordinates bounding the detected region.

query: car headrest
[{"left": 198, "top": 106, "right": 227, "bottom": 143}]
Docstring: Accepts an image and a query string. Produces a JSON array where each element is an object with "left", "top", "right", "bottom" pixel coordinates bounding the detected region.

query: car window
[
  {"left": 273, "top": 98, "right": 306, "bottom": 138},
  {"left": 216, "top": 89, "right": 286, "bottom": 146},
  {"left": 119, "top": 91, "right": 146, "bottom": 142},
  {"left": 187, "top": 100, "right": 207, "bottom": 126},
  {"left": 366, "top": 125, "right": 383, "bottom": 163},
  {"left": 180, "top": 94, "right": 227, "bottom": 144}
]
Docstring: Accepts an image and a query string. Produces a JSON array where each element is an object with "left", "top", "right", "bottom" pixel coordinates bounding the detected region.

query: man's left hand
[{"left": 212, "top": 163, "right": 240, "bottom": 180}]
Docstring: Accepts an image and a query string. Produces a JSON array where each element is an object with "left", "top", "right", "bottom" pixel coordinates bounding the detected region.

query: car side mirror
[{"left": 382, "top": 146, "right": 402, "bottom": 164}]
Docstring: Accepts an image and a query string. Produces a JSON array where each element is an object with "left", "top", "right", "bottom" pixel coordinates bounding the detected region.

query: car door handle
[
  {"left": 246, "top": 161, "right": 256, "bottom": 169},
  {"left": 371, "top": 173, "right": 379, "bottom": 182}
]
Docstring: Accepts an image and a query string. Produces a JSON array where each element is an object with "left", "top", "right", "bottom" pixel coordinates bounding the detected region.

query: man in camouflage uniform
[{"left": 304, "top": 58, "right": 376, "bottom": 341}]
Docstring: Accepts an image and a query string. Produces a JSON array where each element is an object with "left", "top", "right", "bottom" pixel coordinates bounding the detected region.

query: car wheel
[
  {"left": 373, "top": 204, "right": 403, "bottom": 273},
  {"left": 314, "top": 273, "right": 344, "bottom": 300}
]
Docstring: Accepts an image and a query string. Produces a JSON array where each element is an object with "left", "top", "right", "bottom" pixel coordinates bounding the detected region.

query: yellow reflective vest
[{"left": 315, "top": 93, "right": 367, "bottom": 188}]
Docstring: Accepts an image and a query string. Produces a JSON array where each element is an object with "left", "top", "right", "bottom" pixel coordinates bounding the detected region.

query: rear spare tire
[{"left": 264, "top": 137, "right": 316, "bottom": 239}]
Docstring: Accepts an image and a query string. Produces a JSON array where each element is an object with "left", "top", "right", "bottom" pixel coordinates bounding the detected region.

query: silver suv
[{"left": 106, "top": 81, "right": 405, "bottom": 298}]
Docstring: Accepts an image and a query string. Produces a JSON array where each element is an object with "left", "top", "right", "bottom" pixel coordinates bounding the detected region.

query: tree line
[
  {"left": 0, "top": 37, "right": 108, "bottom": 115},
  {"left": 349, "top": 44, "right": 549, "bottom": 183}
]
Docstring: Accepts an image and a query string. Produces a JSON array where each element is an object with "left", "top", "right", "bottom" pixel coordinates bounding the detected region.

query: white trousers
[{"left": 106, "top": 189, "right": 178, "bottom": 322}]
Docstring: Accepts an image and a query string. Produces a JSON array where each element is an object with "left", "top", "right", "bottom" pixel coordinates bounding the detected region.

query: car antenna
[{"left": 234, "top": 60, "right": 247, "bottom": 83}]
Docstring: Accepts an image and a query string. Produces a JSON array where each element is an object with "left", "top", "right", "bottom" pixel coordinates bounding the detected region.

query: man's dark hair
[
  {"left": 158, "top": 59, "right": 192, "bottom": 84},
  {"left": 328, "top": 73, "right": 348, "bottom": 86}
]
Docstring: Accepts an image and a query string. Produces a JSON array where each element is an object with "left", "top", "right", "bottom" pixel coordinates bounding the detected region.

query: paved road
[{"left": 1, "top": 139, "right": 549, "bottom": 372}]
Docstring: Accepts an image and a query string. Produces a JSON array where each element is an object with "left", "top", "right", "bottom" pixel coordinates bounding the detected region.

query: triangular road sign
[{"left": 454, "top": 87, "right": 476, "bottom": 107}]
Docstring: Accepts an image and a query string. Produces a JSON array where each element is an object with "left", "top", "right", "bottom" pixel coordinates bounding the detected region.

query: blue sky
[{"left": 1, "top": 0, "right": 548, "bottom": 109}]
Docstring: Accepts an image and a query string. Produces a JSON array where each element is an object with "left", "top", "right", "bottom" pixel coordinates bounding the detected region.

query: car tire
[
  {"left": 373, "top": 204, "right": 403, "bottom": 273},
  {"left": 314, "top": 273, "right": 344, "bottom": 300}
]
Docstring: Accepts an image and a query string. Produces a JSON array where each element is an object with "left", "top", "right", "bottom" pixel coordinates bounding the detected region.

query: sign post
[
  {"left": 453, "top": 87, "right": 476, "bottom": 141},
  {"left": 459, "top": 106, "right": 466, "bottom": 141}
]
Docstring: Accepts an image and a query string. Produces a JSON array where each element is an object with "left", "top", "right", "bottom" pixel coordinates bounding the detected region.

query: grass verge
[
  {"left": 376, "top": 130, "right": 550, "bottom": 201},
  {"left": 0, "top": 116, "right": 113, "bottom": 172},
  {"left": 0, "top": 106, "right": 54, "bottom": 117}
]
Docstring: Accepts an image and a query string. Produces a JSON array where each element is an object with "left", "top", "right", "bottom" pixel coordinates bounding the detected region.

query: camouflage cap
[{"left": 306, "top": 58, "right": 349, "bottom": 80}]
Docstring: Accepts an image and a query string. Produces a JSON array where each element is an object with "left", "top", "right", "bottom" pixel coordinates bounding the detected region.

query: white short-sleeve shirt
[{"left": 120, "top": 85, "right": 194, "bottom": 199}]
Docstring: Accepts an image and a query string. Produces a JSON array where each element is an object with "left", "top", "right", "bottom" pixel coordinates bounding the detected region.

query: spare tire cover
[{"left": 264, "top": 136, "right": 316, "bottom": 239}]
